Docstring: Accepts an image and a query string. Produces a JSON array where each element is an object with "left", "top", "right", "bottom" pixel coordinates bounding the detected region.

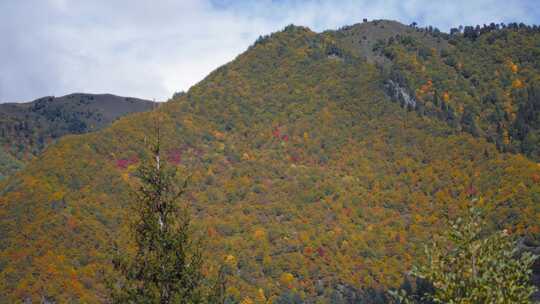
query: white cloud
[{"left": 0, "top": 0, "right": 538, "bottom": 102}]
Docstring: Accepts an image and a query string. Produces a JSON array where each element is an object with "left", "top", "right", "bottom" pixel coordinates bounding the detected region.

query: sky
[{"left": 1, "top": 0, "right": 539, "bottom": 103}]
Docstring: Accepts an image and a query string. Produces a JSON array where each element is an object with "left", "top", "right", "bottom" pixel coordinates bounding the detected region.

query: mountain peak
[
  {"left": 0, "top": 93, "right": 154, "bottom": 179},
  {"left": 329, "top": 19, "right": 449, "bottom": 63}
]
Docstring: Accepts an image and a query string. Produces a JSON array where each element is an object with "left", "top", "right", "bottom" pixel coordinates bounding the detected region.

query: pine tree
[{"left": 109, "top": 117, "right": 223, "bottom": 303}]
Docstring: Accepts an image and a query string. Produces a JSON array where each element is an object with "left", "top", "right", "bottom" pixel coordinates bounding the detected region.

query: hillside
[
  {"left": 0, "top": 93, "right": 154, "bottom": 179},
  {"left": 1, "top": 22, "right": 540, "bottom": 303},
  {"left": 329, "top": 20, "right": 540, "bottom": 160}
]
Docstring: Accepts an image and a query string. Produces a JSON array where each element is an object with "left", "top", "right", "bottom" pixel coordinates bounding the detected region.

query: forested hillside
[
  {"left": 1, "top": 21, "right": 540, "bottom": 303},
  {"left": 0, "top": 93, "right": 154, "bottom": 179},
  {"left": 330, "top": 20, "right": 540, "bottom": 160}
]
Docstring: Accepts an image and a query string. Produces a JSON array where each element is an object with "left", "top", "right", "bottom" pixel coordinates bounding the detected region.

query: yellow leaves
[
  {"left": 241, "top": 297, "right": 254, "bottom": 304},
  {"left": 213, "top": 130, "right": 225, "bottom": 140},
  {"left": 442, "top": 92, "right": 450, "bottom": 102},
  {"left": 512, "top": 79, "right": 525, "bottom": 89},
  {"left": 225, "top": 254, "right": 237, "bottom": 267},
  {"left": 507, "top": 60, "right": 519, "bottom": 74},
  {"left": 255, "top": 289, "right": 267, "bottom": 303},
  {"left": 191, "top": 170, "right": 204, "bottom": 184},
  {"left": 239, "top": 175, "right": 251, "bottom": 188},
  {"left": 320, "top": 106, "right": 333, "bottom": 124},
  {"left": 503, "top": 129, "right": 511, "bottom": 145},
  {"left": 254, "top": 228, "right": 266, "bottom": 240},
  {"left": 46, "top": 263, "right": 59, "bottom": 277},
  {"left": 217, "top": 142, "right": 226, "bottom": 152},
  {"left": 227, "top": 286, "right": 241, "bottom": 299},
  {"left": 511, "top": 63, "right": 519, "bottom": 74},
  {"left": 411, "top": 56, "right": 419, "bottom": 68},
  {"left": 23, "top": 175, "right": 39, "bottom": 190},
  {"left": 295, "top": 47, "right": 308, "bottom": 58},
  {"left": 121, "top": 171, "right": 130, "bottom": 182},
  {"left": 126, "top": 163, "right": 137, "bottom": 172},
  {"left": 223, "top": 179, "right": 236, "bottom": 194},
  {"left": 303, "top": 132, "right": 309, "bottom": 141},
  {"left": 50, "top": 191, "right": 64, "bottom": 201},
  {"left": 121, "top": 165, "right": 138, "bottom": 182},
  {"left": 182, "top": 117, "right": 194, "bottom": 129},
  {"left": 457, "top": 103, "right": 464, "bottom": 114},
  {"left": 298, "top": 231, "right": 310, "bottom": 243},
  {"left": 342, "top": 175, "right": 356, "bottom": 184},
  {"left": 280, "top": 272, "right": 294, "bottom": 288},
  {"left": 262, "top": 255, "right": 272, "bottom": 267}
]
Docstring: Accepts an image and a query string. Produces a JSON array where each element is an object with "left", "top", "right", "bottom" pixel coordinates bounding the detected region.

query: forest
[{"left": 0, "top": 20, "right": 540, "bottom": 303}]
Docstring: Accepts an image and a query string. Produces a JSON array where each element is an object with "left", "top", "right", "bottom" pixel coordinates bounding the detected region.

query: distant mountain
[
  {"left": 1, "top": 21, "right": 540, "bottom": 303},
  {"left": 0, "top": 93, "right": 154, "bottom": 179}
]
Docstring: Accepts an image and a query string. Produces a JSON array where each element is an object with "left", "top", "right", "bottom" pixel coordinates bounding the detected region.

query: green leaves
[
  {"left": 394, "top": 207, "right": 538, "bottom": 304},
  {"left": 108, "top": 126, "right": 220, "bottom": 304}
]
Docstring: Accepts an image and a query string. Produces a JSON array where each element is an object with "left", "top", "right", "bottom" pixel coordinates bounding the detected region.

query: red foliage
[
  {"left": 115, "top": 155, "right": 139, "bottom": 169},
  {"left": 281, "top": 134, "right": 289, "bottom": 142},
  {"left": 167, "top": 149, "right": 182, "bottom": 165},
  {"left": 289, "top": 152, "right": 300, "bottom": 163},
  {"left": 194, "top": 148, "right": 205, "bottom": 157},
  {"left": 273, "top": 127, "right": 281, "bottom": 139},
  {"left": 67, "top": 217, "right": 77, "bottom": 230},
  {"left": 317, "top": 247, "right": 326, "bottom": 257},
  {"left": 465, "top": 185, "right": 477, "bottom": 197}
]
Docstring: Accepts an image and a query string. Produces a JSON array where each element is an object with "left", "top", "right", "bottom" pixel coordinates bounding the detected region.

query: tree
[
  {"left": 391, "top": 207, "right": 538, "bottom": 303},
  {"left": 108, "top": 118, "right": 223, "bottom": 303}
]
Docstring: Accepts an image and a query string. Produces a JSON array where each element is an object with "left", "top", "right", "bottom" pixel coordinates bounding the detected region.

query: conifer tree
[{"left": 109, "top": 117, "right": 223, "bottom": 303}]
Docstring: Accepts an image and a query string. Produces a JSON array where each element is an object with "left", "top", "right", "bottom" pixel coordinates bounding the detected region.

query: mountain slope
[
  {"left": 331, "top": 20, "right": 540, "bottom": 160},
  {"left": 1, "top": 23, "right": 539, "bottom": 303},
  {"left": 0, "top": 93, "right": 154, "bottom": 179}
]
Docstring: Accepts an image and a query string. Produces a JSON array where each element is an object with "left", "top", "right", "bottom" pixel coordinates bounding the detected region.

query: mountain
[
  {"left": 0, "top": 93, "right": 155, "bottom": 179},
  {"left": 332, "top": 20, "right": 540, "bottom": 160},
  {"left": 1, "top": 21, "right": 540, "bottom": 303}
]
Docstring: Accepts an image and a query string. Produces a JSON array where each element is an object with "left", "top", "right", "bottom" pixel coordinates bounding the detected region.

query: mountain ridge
[{"left": 0, "top": 93, "right": 155, "bottom": 179}]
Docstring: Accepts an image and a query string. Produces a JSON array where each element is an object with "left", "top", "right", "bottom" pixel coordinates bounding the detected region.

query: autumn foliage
[{"left": 0, "top": 22, "right": 540, "bottom": 303}]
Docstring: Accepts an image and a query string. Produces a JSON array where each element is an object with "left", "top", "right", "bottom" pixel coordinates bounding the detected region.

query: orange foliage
[
  {"left": 442, "top": 91, "right": 450, "bottom": 102},
  {"left": 512, "top": 79, "right": 525, "bottom": 89}
]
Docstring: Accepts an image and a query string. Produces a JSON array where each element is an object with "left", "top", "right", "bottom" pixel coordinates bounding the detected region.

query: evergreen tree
[{"left": 109, "top": 118, "right": 223, "bottom": 303}]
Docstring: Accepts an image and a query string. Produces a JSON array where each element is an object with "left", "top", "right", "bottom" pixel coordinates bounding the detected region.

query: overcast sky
[{"left": 1, "top": 0, "right": 539, "bottom": 102}]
